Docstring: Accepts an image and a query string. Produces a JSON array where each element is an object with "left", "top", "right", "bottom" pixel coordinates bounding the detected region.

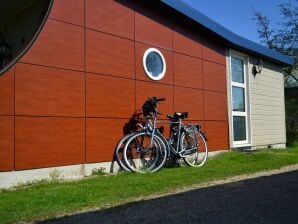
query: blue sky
[{"left": 181, "top": 0, "right": 290, "bottom": 44}]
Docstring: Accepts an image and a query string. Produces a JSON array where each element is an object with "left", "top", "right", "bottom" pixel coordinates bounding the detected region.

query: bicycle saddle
[{"left": 167, "top": 112, "right": 188, "bottom": 120}]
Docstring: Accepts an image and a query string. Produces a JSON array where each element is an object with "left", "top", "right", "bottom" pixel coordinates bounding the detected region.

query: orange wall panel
[
  {"left": 2, "top": 0, "right": 231, "bottom": 173},
  {"left": 203, "top": 44, "right": 226, "bottom": 65},
  {"left": 15, "top": 64, "right": 85, "bottom": 117},
  {"left": 203, "top": 61, "right": 227, "bottom": 93},
  {"left": 174, "top": 87, "right": 204, "bottom": 121},
  {"left": 173, "top": 31, "right": 202, "bottom": 58},
  {"left": 86, "top": 118, "right": 126, "bottom": 163},
  {"left": 86, "top": 73, "right": 135, "bottom": 118},
  {"left": 0, "top": 67, "right": 14, "bottom": 115},
  {"left": 20, "top": 20, "right": 84, "bottom": 71},
  {"left": 86, "top": 0, "right": 134, "bottom": 39},
  {"left": 205, "top": 121, "right": 229, "bottom": 150},
  {"left": 135, "top": 42, "right": 173, "bottom": 85},
  {"left": 86, "top": 30, "right": 135, "bottom": 78},
  {"left": 50, "top": 0, "right": 84, "bottom": 26},
  {"left": 173, "top": 53, "right": 203, "bottom": 89},
  {"left": 136, "top": 81, "right": 173, "bottom": 119},
  {"left": 15, "top": 117, "right": 85, "bottom": 170},
  {"left": 135, "top": 11, "right": 172, "bottom": 49},
  {"left": 204, "top": 91, "right": 228, "bottom": 121},
  {"left": 0, "top": 116, "right": 14, "bottom": 171}
]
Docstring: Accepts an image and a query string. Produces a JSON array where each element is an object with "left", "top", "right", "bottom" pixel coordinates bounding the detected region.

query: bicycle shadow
[{"left": 109, "top": 110, "right": 144, "bottom": 173}]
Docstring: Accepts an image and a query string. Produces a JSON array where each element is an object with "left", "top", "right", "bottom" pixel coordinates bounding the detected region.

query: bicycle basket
[
  {"left": 184, "top": 124, "right": 200, "bottom": 133},
  {"left": 142, "top": 99, "right": 156, "bottom": 116}
]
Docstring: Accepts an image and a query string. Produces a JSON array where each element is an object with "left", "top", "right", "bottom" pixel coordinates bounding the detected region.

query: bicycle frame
[{"left": 148, "top": 113, "right": 193, "bottom": 159}]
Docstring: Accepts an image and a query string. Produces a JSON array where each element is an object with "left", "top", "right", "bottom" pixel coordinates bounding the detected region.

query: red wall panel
[
  {"left": 174, "top": 87, "right": 204, "bottom": 121},
  {"left": 136, "top": 81, "right": 174, "bottom": 119},
  {"left": 203, "top": 44, "right": 226, "bottom": 65},
  {"left": 173, "top": 31, "right": 203, "bottom": 58},
  {"left": 173, "top": 53, "right": 203, "bottom": 89},
  {"left": 20, "top": 20, "right": 84, "bottom": 71},
  {"left": 1, "top": 1, "right": 230, "bottom": 171},
  {"left": 205, "top": 121, "right": 229, "bottom": 150},
  {"left": 86, "top": 29, "right": 135, "bottom": 78},
  {"left": 0, "top": 116, "right": 14, "bottom": 171},
  {"left": 15, "top": 117, "right": 85, "bottom": 170},
  {"left": 86, "top": 0, "right": 134, "bottom": 40},
  {"left": 0, "top": 67, "right": 14, "bottom": 115},
  {"left": 86, "top": 118, "right": 126, "bottom": 163},
  {"left": 15, "top": 64, "right": 85, "bottom": 117},
  {"left": 135, "top": 11, "right": 172, "bottom": 49},
  {"left": 204, "top": 91, "right": 228, "bottom": 121},
  {"left": 203, "top": 61, "right": 227, "bottom": 93},
  {"left": 50, "top": 0, "right": 84, "bottom": 26},
  {"left": 135, "top": 42, "right": 173, "bottom": 85},
  {"left": 86, "top": 73, "right": 135, "bottom": 118}
]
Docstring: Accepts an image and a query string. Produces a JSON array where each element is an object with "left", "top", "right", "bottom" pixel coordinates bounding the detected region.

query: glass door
[{"left": 230, "top": 54, "right": 249, "bottom": 145}]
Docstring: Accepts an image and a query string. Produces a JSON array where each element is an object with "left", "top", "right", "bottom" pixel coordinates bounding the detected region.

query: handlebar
[{"left": 142, "top": 97, "right": 166, "bottom": 117}]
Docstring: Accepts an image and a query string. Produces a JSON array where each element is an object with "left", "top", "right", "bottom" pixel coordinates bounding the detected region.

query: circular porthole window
[{"left": 143, "top": 48, "right": 166, "bottom": 81}]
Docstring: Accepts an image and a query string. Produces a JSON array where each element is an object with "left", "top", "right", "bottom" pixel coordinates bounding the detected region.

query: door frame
[{"left": 228, "top": 50, "right": 251, "bottom": 147}]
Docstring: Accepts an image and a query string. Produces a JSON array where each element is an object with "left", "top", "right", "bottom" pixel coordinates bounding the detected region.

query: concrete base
[
  {"left": 208, "top": 150, "right": 227, "bottom": 157},
  {"left": 0, "top": 161, "right": 122, "bottom": 189},
  {"left": 0, "top": 150, "right": 227, "bottom": 189},
  {"left": 231, "top": 143, "right": 286, "bottom": 151},
  {"left": 251, "top": 143, "right": 286, "bottom": 150}
]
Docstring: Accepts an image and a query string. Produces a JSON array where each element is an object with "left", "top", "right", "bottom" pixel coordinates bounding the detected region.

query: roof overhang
[{"left": 161, "top": 0, "right": 294, "bottom": 66}]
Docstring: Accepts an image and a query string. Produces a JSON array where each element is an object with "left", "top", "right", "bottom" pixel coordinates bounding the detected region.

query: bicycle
[
  {"left": 123, "top": 97, "right": 208, "bottom": 173},
  {"left": 115, "top": 111, "right": 164, "bottom": 172}
]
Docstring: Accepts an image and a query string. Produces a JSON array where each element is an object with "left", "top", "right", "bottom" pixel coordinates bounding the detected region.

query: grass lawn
[{"left": 1, "top": 146, "right": 298, "bottom": 224}]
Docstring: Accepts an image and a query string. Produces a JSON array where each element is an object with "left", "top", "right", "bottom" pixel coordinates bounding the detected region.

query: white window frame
[
  {"left": 143, "top": 48, "right": 166, "bottom": 81},
  {"left": 230, "top": 51, "right": 251, "bottom": 147}
]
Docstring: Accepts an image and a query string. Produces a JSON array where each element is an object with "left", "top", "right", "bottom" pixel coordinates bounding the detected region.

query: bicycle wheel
[
  {"left": 180, "top": 131, "right": 208, "bottom": 167},
  {"left": 123, "top": 131, "right": 167, "bottom": 173},
  {"left": 115, "top": 133, "right": 135, "bottom": 172}
]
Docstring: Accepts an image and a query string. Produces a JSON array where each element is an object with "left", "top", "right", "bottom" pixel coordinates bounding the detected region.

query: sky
[{"left": 181, "top": 0, "right": 291, "bottom": 44}]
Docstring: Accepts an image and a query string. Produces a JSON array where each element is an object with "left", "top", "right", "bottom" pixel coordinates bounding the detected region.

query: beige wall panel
[{"left": 249, "top": 61, "right": 286, "bottom": 147}]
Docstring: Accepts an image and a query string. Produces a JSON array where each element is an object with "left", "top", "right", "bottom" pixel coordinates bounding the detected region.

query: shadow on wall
[
  {"left": 109, "top": 110, "right": 145, "bottom": 172},
  {"left": 0, "top": 0, "right": 53, "bottom": 75},
  {"left": 115, "top": 0, "right": 226, "bottom": 56}
]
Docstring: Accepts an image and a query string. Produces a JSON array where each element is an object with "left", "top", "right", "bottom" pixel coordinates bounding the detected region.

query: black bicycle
[{"left": 121, "top": 97, "right": 208, "bottom": 173}]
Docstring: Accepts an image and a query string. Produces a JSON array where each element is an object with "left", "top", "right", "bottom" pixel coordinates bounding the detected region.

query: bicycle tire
[
  {"left": 180, "top": 131, "right": 208, "bottom": 167},
  {"left": 115, "top": 133, "right": 135, "bottom": 172},
  {"left": 123, "top": 131, "right": 167, "bottom": 173}
]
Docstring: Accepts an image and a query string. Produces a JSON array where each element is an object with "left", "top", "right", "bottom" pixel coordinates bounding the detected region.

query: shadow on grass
[{"left": 38, "top": 170, "right": 298, "bottom": 224}]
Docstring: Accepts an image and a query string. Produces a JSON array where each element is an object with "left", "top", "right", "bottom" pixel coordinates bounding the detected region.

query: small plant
[
  {"left": 49, "top": 169, "right": 61, "bottom": 183},
  {"left": 9, "top": 179, "right": 50, "bottom": 191},
  {"left": 91, "top": 167, "right": 106, "bottom": 176}
]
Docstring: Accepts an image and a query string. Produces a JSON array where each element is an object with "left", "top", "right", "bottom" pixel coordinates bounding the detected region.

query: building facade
[{"left": 0, "top": 0, "right": 293, "bottom": 187}]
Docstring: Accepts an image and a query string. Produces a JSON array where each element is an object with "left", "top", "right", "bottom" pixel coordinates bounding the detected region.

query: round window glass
[{"left": 143, "top": 48, "right": 166, "bottom": 80}]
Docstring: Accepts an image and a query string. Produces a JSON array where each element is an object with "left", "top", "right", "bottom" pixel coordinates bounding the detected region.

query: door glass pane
[
  {"left": 233, "top": 116, "right": 246, "bottom": 141},
  {"left": 232, "top": 87, "right": 245, "bottom": 112},
  {"left": 231, "top": 57, "right": 244, "bottom": 83}
]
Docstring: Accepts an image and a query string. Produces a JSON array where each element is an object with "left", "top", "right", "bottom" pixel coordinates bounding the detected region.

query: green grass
[{"left": 1, "top": 147, "right": 298, "bottom": 224}]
